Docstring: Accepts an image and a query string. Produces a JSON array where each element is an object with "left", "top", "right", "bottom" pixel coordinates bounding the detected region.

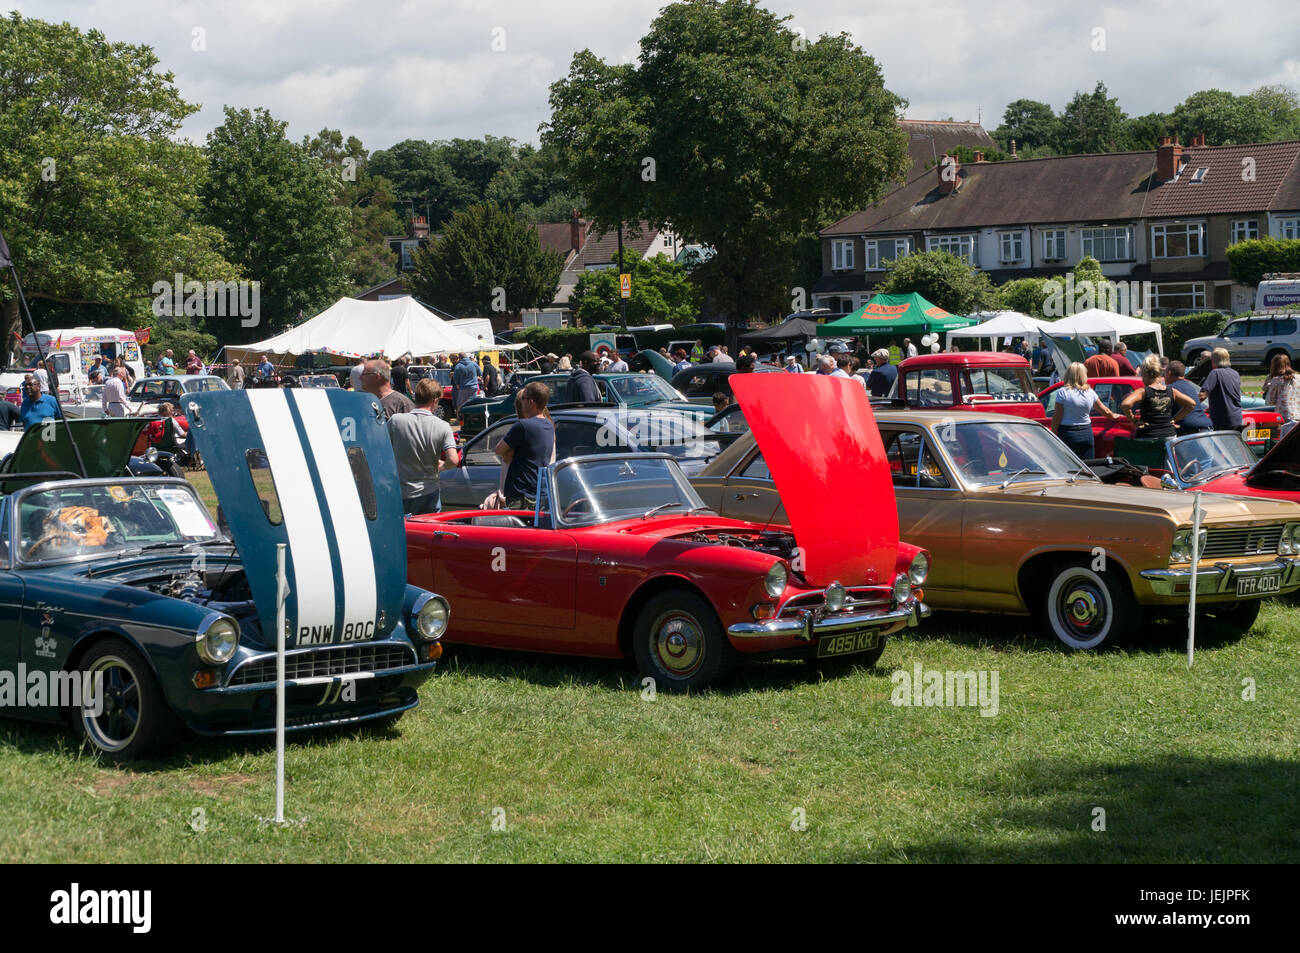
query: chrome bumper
[
  {"left": 728, "top": 599, "right": 930, "bottom": 640},
  {"left": 1140, "top": 557, "right": 1300, "bottom": 596}
]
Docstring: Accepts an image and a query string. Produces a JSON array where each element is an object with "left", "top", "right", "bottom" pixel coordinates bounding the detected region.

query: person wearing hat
[
  {"left": 784, "top": 355, "right": 802, "bottom": 373},
  {"left": 539, "top": 352, "right": 557, "bottom": 374}
]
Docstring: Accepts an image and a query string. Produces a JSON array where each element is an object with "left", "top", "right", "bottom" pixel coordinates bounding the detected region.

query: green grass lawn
[{"left": 2, "top": 599, "right": 1297, "bottom": 863}]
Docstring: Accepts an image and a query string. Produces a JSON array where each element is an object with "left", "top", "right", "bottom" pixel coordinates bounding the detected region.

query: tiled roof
[
  {"left": 1143, "top": 141, "right": 1300, "bottom": 217},
  {"left": 565, "top": 223, "right": 661, "bottom": 272},
  {"left": 823, "top": 151, "right": 1159, "bottom": 236},
  {"left": 899, "top": 119, "right": 996, "bottom": 173}
]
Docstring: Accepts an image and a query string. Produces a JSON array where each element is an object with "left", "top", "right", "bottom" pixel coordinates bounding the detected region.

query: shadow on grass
[{"left": 830, "top": 755, "right": 1300, "bottom": 863}]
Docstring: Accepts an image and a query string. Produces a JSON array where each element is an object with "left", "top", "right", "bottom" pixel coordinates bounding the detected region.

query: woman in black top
[{"left": 1119, "top": 354, "right": 1194, "bottom": 438}]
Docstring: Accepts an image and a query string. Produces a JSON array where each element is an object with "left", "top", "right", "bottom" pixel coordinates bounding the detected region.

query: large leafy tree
[
  {"left": 367, "top": 139, "right": 469, "bottom": 229},
  {"left": 1056, "top": 82, "right": 1128, "bottom": 154},
  {"left": 873, "top": 250, "right": 995, "bottom": 316},
  {"left": 303, "top": 128, "right": 401, "bottom": 292},
  {"left": 570, "top": 250, "right": 699, "bottom": 326},
  {"left": 0, "top": 14, "right": 237, "bottom": 347},
  {"left": 542, "top": 0, "right": 909, "bottom": 344},
  {"left": 992, "top": 99, "right": 1058, "bottom": 154},
  {"left": 201, "top": 107, "right": 351, "bottom": 336},
  {"left": 1249, "top": 85, "right": 1300, "bottom": 140},
  {"left": 1171, "top": 89, "right": 1277, "bottom": 145},
  {"left": 404, "top": 203, "right": 563, "bottom": 319}
]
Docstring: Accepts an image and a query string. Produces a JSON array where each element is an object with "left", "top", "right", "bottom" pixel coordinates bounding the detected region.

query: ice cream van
[{"left": 20, "top": 327, "right": 146, "bottom": 389}]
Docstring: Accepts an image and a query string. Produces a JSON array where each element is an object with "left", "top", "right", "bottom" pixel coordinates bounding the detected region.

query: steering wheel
[
  {"left": 26, "top": 532, "right": 84, "bottom": 560},
  {"left": 1179, "top": 457, "right": 1202, "bottom": 481},
  {"left": 561, "top": 497, "right": 594, "bottom": 520}
]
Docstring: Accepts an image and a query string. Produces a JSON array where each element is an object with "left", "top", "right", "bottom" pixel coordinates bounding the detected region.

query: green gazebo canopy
[{"left": 816, "top": 293, "right": 976, "bottom": 337}]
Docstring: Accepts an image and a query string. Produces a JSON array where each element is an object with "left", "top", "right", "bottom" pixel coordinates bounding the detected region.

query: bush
[
  {"left": 1153, "top": 312, "right": 1230, "bottom": 361},
  {"left": 1226, "top": 237, "right": 1300, "bottom": 286},
  {"left": 144, "top": 320, "right": 219, "bottom": 366}
]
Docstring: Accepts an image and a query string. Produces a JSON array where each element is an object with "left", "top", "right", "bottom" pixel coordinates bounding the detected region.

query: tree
[
  {"left": 404, "top": 204, "right": 563, "bottom": 319},
  {"left": 201, "top": 107, "right": 351, "bottom": 336},
  {"left": 570, "top": 250, "right": 700, "bottom": 326},
  {"left": 1121, "top": 112, "right": 1173, "bottom": 150},
  {"left": 1171, "top": 89, "right": 1275, "bottom": 145},
  {"left": 0, "top": 14, "right": 238, "bottom": 346},
  {"left": 992, "top": 99, "right": 1057, "bottom": 153},
  {"left": 994, "top": 277, "right": 1050, "bottom": 318},
  {"left": 1226, "top": 237, "right": 1300, "bottom": 286},
  {"left": 1249, "top": 85, "right": 1300, "bottom": 140},
  {"left": 543, "top": 0, "right": 909, "bottom": 346},
  {"left": 1056, "top": 82, "right": 1127, "bottom": 154},
  {"left": 303, "top": 128, "right": 401, "bottom": 292},
  {"left": 873, "top": 251, "right": 995, "bottom": 316},
  {"left": 484, "top": 144, "right": 582, "bottom": 223}
]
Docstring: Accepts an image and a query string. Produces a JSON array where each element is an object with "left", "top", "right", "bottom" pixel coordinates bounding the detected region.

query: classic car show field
[{"left": 1, "top": 603, "right": 1297, "bottom": 863}]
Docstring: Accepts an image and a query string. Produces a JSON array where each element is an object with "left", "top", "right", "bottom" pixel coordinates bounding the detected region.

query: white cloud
[{"left": 11, "top": 0, "right": 1300, "bottom": 149}]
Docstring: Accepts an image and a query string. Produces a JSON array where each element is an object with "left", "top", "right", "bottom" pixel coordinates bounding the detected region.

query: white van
[{"left": 1256, "top": 278, "right": 1300, "bottom": 312}]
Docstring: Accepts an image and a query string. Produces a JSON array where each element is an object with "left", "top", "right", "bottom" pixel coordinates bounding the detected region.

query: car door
[
  {"left": 1221, "top": 320, "right": 1252, "bottom": 363},
  {"left": 0, "top": 499, "right": 23, "bottom": 676},
  {"left": 879, "top": 427, "right": 965, "bottom": 599},
  {"left": 701, "top": 446, "right": 786, "bottom": 526},
  {"left": 423, "top": 523, "right": 579, "bottom": 641},
  {"left": 441, "top": 421, "right": 512, "bottom": 510},
  {"left": 1091, "top": 382, "right": 1134, "bottom": 455}
]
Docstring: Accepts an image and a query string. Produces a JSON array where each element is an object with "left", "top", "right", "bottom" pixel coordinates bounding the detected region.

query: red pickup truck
[{"left": 890, "top": 352, "right": 1047, "bottom": 422}]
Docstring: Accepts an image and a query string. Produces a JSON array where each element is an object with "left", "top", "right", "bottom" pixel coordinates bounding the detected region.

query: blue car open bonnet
[{"left": 184, "top": 389, "right": 406, "bottom": 648}]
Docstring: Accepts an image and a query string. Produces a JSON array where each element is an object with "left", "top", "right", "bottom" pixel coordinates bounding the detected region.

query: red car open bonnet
[
  {"left": 730, "top": 374, "right": 900, "bottom": 588},
  {"left": 1248, "top": 418, "right": 1300, "bottom": 488}
]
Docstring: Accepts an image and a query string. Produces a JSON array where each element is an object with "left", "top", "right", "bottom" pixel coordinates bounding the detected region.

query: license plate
[
  {"left": 816, "top": 630, "right": 880, "bottom": 658},
  {"left": 1245, "top": 429, "right": 1268, "bottom": 441},
  {"left": 1236, "top": 573, "right": 1281, "bottom": 596}
]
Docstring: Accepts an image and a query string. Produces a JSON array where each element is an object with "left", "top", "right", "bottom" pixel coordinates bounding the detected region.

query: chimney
[
  {"left": 973, "top": 150, "right": 985, "bottom": 163},
  {"left": 1156, "top": 136, "right": 1183, "bottom": 182},
  {"left": 569, "top": 208, "right": 588, "bottom": 254},
  {"left": 412, "top": 215, "right": 429, "bottom": 239},
  {"left": 938, "top": 154, "right": 961, "bottom": 194},
  {"left": 1010, "top": 139, "right": 1017, "bottom": 157},
  {"left": 1191, "top": 133, "right": 1206, "bottom": 147}
]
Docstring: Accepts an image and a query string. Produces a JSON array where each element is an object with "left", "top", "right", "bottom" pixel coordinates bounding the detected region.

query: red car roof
[{"left": 900, "top": 351, "right": 1031, "bottom": 371}]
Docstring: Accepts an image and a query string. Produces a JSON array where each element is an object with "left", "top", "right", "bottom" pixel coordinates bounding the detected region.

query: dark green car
[{"left": 457, "top": 372, "right": 712, "bottom": 438}]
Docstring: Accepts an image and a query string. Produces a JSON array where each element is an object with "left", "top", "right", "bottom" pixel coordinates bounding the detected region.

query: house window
[
  {"left": 1042, "top": 230, "right": 1067, "bottom": 261},
  {"left": 832, "top": 239, "right": 855, "bottom": 271},
  {"left": 1278, "top": 218, "right": 1300, "bottom": 240},
  {"left": 1080, "top": 227, "right": 1131, "bottom": 262},
  {"left": 999, "top": 231, "right": 1024, "bottom": 264},
  {"left": 1151, "top": 223, "right": 1206, "bottom": 259},
  {"left": 1230, "top": 220, "right": 1259, "bottom": 244},
  {"left": 1149, "top": 282, "right": 1207, "bottom": 311},
  {"left": 926, "top": 234, "right": 978, "bottom": 266},
  {"left": 864, "top": 237, "right": 913, "bottom": 271}
]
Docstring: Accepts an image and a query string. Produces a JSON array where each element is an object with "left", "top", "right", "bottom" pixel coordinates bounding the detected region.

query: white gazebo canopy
[
  {"left": 947, "top": 311, "right": 1050, "bottom": 349},
  {"left": 1043, "top": 308, "right": 1164, "bottom": 355},
  {"left": 226, "top": 295, "right": 484, "bottom": 362}
]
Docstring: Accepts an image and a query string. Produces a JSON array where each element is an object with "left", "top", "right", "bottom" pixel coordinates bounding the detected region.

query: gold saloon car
[{"left": 694, "top": 410, "right": 1300, "bottom": 649}]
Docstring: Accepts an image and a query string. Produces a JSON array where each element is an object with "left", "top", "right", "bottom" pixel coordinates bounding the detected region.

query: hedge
[
  {"left": 1226, "top": 237, "right": 1300, "bottom": 286},
  {"left": 1152, "top": 312, "right": 1231, "bottom": 361}
]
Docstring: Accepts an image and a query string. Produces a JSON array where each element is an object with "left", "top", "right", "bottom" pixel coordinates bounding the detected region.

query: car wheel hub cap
[
  {"left": 654, "top": 613, "right": 704, "bottom": 676},
  {"left": 1062, "top": 583, "right": 1105, "bottom": 633}
]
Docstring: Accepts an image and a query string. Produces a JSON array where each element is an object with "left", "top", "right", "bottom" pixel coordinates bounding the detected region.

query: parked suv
[{"left": 1181, "top": 313, "right": 1300, "bottom": 368}]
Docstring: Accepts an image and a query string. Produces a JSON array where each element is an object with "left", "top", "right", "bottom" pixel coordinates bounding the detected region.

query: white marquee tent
[
  {"left": 1043, "top": 308, "right": 1164, "bottom": 355},
  {"left": 946, "top": 311, "right": 1050, "bottom": 349},
  {"left": 225, "top": 295, "right": 484, "bottom": 362}
]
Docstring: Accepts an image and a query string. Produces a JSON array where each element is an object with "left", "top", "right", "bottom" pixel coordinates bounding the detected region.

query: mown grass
[{"left": 2, "top": 603, "right": 1297, "bottom": 863}]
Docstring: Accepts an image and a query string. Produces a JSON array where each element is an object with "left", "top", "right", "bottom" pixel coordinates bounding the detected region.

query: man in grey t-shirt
[{"left": 387, "top": 379, "right": 460, "bottom": 515}]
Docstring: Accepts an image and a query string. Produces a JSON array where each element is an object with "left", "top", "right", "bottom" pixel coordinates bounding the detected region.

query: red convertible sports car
[{"left": 405, "top": 374, "right": 931, "bottom": 689}]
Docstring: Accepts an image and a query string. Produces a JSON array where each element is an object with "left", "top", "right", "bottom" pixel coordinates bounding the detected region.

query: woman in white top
[
  {"left": 1050, "top": 362, "right": 1120, "bottom": 460},
  {"left": 1264, "top": 352, "right": 1300, "bottom": 437}
]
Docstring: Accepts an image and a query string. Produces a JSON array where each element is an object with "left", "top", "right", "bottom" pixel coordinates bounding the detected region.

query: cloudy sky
[{"left": 12, "top": 0, "right": 1300, "bottom": 150}]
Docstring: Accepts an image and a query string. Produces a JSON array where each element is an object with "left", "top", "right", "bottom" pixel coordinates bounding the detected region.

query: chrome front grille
[
  {"left": 780, "top": 588, "right": 890, "bottom": 617},
  {"left": 228, "top": 644, "right": 417, "bottom": 686},
  {"left": 1201, "top": 525, "right": 1284, "bottom": 559}
]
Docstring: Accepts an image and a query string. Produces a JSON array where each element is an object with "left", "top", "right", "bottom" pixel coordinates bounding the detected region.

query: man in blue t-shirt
[
  {"left": 491, "top": 382, "right": 555, "bottom": 510},
  {"left": 866, "top": 348, "right": 898, "bottom": 397},
  {"left": 452, "top": 353, "right": 481, "bottom": 410},
  {"left": 1200, "top": 348, "right": 1243, "bottom": 431},
  {"left": 19, "top": 376, "right": 62, "bottom": 428}
]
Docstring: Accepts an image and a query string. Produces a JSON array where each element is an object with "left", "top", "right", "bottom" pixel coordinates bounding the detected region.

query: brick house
[{"left": 816, "top": 135, "right": 1300, "bottom": 315}]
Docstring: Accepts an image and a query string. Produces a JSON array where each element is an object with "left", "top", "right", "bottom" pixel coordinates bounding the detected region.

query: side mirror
[{"left": 1160, "top": 473, "right": 1178, "bottom": 490}]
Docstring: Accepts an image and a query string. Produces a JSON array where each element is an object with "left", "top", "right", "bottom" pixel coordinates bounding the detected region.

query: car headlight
[
  {"left": 908, "top": 552, "right": 929, "bottom": 586},
  {"left": 764, "top": 562, "right": 788, "bottom": 599},
  {"left": 892, "top": 572, "right": 912, "bottom": 603},
  {"left": 413, "top": 594, "right": 449, "bottom": 642},
  {"left": 1280, "top": 523, "right": 1300, "bottom": 555},
  {"left": 197, "top": 615, "right": 239, "bottom": 665},
  {"left": 1171, "top": 528, "right": 1208, "bottom": 564}
]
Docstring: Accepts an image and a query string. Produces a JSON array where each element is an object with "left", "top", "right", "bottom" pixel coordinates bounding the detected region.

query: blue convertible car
[{"left": 0, "top": 390, "right": 448, "bottom": 761}]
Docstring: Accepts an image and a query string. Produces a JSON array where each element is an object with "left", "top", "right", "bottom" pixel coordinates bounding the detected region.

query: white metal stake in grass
[
  {"left": 275, "top": 542, "right": 288, "bottom": 824},
  {"left": 1187, "top": 491, "right": 1202, "bottom": 669}
]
